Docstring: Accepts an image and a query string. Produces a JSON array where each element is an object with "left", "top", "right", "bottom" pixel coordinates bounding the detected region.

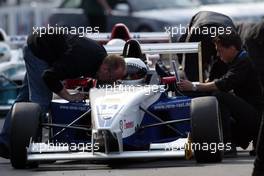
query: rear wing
[
  {"left": 86, "top": 32, "right": 171, "bottom": 44},
  {"left": 105, "top": 42, "right": 203, "bottom": 82}
]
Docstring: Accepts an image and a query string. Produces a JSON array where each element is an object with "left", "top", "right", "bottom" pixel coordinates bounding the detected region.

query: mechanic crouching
[
  {"left": 177, "top": 31, "right": 263, "bottom": 154},
  {"left": 0, "top": 31, "right": 126, "bottom": 159}
]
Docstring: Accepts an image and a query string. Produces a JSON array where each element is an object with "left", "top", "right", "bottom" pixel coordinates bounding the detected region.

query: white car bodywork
[
  {"left": 26, "top": 42, "right": 202, "bottom": 162},
  {"left": 90, "top": 86, "right": 161, "bottom": 138},
  {"left": 0, "top": 49, "right": 25, "bottom": 81},
  {"left": 0, "top": 48, "right": 25, "bottom": 111},
  {"left": 0, "top": 29, "right": 25, "bottom": 111},
  {"left": 28, "top": 86, "right": 189, "bottom": 161},
  {"left": 0, "top": 29, "right": 26, "bottom": 82}
]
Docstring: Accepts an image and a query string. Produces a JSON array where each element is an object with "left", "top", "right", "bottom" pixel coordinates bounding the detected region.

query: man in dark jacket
[
  {"left": 26, "top": 31, "right": 125, "bottom": 102},
  {"left": 0, "top": 32, "right": 126, "bottom": 159},
  {"left": 178, "top": 31, "right": 263, "bottom": 150}
]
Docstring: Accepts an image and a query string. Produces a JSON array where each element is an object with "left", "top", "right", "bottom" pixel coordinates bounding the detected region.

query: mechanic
[
  {"left": 82, "top": 0, "right": 113, "bottom": 32},
  {"left": 0, "top": 31, "right": 126, "bottom": 159},
  {"left": 177, "top": 31, "right": 263, "bottom": 151}
]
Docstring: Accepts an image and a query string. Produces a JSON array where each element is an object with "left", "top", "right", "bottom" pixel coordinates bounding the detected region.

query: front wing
[{"left": 27, "top": 138, "right": 189, "bottom": 161}]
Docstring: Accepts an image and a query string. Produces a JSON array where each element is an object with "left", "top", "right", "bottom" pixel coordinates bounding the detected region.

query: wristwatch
[{"left": 192, "top": 82, "right": 199, "bottom": 91}]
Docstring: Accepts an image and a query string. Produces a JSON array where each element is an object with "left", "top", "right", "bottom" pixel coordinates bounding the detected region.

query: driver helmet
[
  {"left": 106, "top": 39, "right": 126, "bottom": 46},
  {"left": 121, "top": 57, "right": 148, "bottom": 85}
]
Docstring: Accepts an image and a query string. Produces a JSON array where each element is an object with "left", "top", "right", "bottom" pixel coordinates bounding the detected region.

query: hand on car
[
  {"left": 177, "top": 79, "right": 193, "bottom": 91},
  {"left": 58, "top": 87, "right": 88, "bottom": 102},
  {"left": 68, "top": 92, "right": 87, "bottom": 102}
]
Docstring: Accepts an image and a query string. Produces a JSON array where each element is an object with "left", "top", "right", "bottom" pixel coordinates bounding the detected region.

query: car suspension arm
[
  {"left": 42, "top": 123, "right": 91, "bottom": 131},
  {"left": 139, "top": 106, "right": 185, "bottom": 137},
  {"left": 139, "top": 118, "right": 190, "bottom": 130},
  {"left": 50, "top": 109, "right": 91, "bottom": 140}
]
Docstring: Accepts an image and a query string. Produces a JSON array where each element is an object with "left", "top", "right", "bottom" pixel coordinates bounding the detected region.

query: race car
[
  {"left": 9, "top": 41, "right": 223, "bottom": 169},
  {"left": 0, "top": 28, "right": 25, "bottom": 113},
  {"left": 0, "top": 28, "right": 27, "bottom": 49}
]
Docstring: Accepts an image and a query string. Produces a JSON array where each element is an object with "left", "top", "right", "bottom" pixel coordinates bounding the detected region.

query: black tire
[
  {"left": 10, "top": 102, "right": 41, "bottom": 169},
  {"left": 191, "top": 96, "right": 223, "bottom": 163}
]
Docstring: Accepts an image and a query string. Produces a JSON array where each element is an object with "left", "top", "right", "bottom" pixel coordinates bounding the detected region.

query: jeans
[{"left": 0, "top": 46, "right": 52, "bottom": 148}]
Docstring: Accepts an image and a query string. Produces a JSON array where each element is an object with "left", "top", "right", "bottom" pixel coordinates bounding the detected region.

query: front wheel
[
  {"left": 10, "top": 102, "right": 41, "bottom": 169},
  {"left": 191, "top": 96, "right": 223, "bottom": 163}
]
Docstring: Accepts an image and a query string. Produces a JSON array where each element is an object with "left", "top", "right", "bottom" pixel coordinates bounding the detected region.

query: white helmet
[
  {"left": 121, "top": 57, "right": 148, "bottom": 85},
  {"left": 106, "top": 39, "right": 126, "bottom": 46},
  {"left": 0, "top": 42, "right": 11, "bottom": 63}
]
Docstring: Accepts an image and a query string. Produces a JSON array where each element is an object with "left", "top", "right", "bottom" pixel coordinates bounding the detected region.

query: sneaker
[{"left": 0, "top": 143, "right": 10, "bottom": 159}]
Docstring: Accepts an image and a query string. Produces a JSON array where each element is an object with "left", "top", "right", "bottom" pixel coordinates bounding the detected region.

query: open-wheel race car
[
  {"left": 0, "top": 28, "right": 26, "bottom": 113},
  {"left": 9, "top": 41, "right": 223, "bottom": 169}
]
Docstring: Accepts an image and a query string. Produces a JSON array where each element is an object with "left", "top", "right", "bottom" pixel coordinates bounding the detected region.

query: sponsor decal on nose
[{"left": 124, "top": 120, "right": 134, "bottom": 129}]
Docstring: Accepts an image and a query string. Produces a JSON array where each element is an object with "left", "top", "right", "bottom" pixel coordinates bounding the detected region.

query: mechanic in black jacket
[
  {"left": 177, "top": 31, "right": 263, "bottom": 151},
  {"left": 26, "top": 32, "right": 126, "bottom": 100},
  {"left": 0, "top": 32, "right": 126, "bottom": 159}
]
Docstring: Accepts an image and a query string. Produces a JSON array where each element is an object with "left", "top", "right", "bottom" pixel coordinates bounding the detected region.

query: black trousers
[
  {"left": 254, "top": 114, "right": 264, "bottom": 170},
  {"left": 183, "top": 91, "right": 262, "bottom": 147},
  {"left": 213, "top": 92, "right": 261, "bottom": 148}
]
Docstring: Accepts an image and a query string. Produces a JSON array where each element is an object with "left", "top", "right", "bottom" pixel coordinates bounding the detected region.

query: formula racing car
[
  {"left": 9, "top": 41, "right": 223, "bottom": 169},
  {"left": 0, "top": 28, "right": 25, "bottom": 113}
]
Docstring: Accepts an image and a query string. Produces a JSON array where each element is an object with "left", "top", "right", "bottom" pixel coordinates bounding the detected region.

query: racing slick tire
[
  {"left": 191, "top": 96, "right": 223, "bottom": 163},
  {"left": 10, "top": 102, "right": 41, "bottom": 169}
]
